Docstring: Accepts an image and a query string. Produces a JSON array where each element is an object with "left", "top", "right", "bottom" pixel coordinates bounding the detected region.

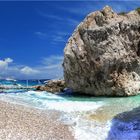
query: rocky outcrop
[
  {"left": 36, "top": 80, "right": 66, "bottom": 93},
  {"left": 63, "top": 6, "right": 140, "bottom": 96}
]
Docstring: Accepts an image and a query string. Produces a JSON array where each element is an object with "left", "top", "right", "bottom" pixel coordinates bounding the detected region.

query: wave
[{"left": 0, "top": 91, "right": 103, "bottom": 112}]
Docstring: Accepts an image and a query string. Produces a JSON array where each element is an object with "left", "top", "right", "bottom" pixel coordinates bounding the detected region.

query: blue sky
[{"left": 0, "top": 1, "right": 139, "bottom": 79}]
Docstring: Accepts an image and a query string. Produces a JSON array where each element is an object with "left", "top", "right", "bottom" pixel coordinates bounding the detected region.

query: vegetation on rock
[
  {"left": 118, "top": 12, "right": 127, "bottom": 15},
  {"left": 136, "top": 7, "right": 140, "bottom": 15}
]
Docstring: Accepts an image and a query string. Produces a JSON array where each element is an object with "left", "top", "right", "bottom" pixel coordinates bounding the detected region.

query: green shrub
[
  {"left": 136, "top": 7, "right": 140, "bottom": 15},
  {"left": 118, "top": 12, "right": 127, "bottom": 15}
]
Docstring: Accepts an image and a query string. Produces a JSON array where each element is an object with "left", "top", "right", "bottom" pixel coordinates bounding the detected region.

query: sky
[{"left": 0, "top": 1, "right": 139, "bottom": 79}]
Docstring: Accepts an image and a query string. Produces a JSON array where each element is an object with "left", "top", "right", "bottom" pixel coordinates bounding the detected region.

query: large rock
[
  {"left": 63, "top": 6, "right": 140, "bottom": 96},
  {"left": 36, "top": 80, "right": 66, "bottom": 93}
]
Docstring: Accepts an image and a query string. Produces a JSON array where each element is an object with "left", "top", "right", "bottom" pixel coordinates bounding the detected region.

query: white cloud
[
  {"left": 58, "top": 3, "right": 91, "bottom": 16},
  {"left": 0, "top": 61, "right": 8, "bottom": 70},
  {"left": 39, "top": 55, "right": 63, "bottom": 79},
  {"left": 34, "top": 31, "right": 48, "bottom": 39},
  {"left": 41, "top": 55, "right": 63, "bottom": 65},
  {"left": 0, "top": 58, "right": 13, "bottom": 71},
  {"left": 5, "top": 58, "right": 13, "bottom": 63},
  {"left": 37, "top": 9, "right": 80, "bottom": 27},
  {"left": 20, "top": 66, "right": 39, "bottom": 75},
  {"left": 37, "top": 10, "right": 63, "bottom": 21},
  {"left": 44, "top": 64, "right": 62, "bottom": 69},
  {"left": 52, "top": 35, "right": 65, "bottom": 43},
  {"left": 0, "top": 56, "right": 63, "bottom": 79}
]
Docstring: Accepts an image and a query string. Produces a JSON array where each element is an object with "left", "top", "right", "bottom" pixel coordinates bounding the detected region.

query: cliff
[{"left": 63, "top": 6, "right": 140, "bottom": 96}]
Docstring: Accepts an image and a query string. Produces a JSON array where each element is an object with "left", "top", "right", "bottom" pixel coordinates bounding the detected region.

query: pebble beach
[{"left": 0, "top": 100, "right": 74, "bottom": 140}]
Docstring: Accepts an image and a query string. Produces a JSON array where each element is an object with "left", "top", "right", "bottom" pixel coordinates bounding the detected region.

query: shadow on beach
[{"left": 106, "top": 106, "right": 140, "bottom": 140}]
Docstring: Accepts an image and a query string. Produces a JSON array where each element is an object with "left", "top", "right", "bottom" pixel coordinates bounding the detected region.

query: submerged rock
[
  {"left": 63, "top": 6, "right": 140, "bottom": 96},
  {"left": 36, "top": 80, "right": 66, "bottom": 93}
]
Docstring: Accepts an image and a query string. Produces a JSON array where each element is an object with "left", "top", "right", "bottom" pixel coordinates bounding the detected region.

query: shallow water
[{"left": 0, "top": 89, "right": 140, "bottom": 140}]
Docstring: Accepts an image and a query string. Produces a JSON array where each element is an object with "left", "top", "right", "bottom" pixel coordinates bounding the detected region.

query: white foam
[
  {"left": 60, "top": 111, "right": 112, "bottom": 140},
  {"left": 43, "top": 100, "right": 102, "bottom": 112},
  {"left": 73, "top": 119, "right": 111, "bottom": 140},
  {"left": 0, "top": 91, "right": 103, "bottom": 112}
]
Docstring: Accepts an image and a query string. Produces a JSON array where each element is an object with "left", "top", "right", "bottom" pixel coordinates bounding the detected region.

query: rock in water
[
  {"left": 63, "top": 6, "right": 140, "bottom": 96},
  {"left": 36, "top": 80, "right": 66, "bottom": 93}
]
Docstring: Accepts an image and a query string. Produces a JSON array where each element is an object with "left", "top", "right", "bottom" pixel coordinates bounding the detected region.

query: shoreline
[{"left": 0, "top": 100, "right": 74, "bottom": 140}]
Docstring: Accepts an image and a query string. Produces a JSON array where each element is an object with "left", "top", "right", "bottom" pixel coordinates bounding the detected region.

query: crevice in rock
[{"left": 137, "top": 41, "right": 140, "bottom": 56}]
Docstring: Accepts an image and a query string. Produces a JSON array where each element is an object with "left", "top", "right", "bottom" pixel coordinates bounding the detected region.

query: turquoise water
[
  {"left": 0, "top": 80, "right": 140, "bottom": 140},
  {"left": 0, "top": 79, "right": 46, "bottom": 87}
]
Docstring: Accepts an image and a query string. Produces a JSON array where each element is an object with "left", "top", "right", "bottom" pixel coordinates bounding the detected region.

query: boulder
[
  {"left": 36, "top": 80, "right": 66, "bottom": 93},
  {"left": 63, "top": 6, "right": 140, "bottom": 96}
]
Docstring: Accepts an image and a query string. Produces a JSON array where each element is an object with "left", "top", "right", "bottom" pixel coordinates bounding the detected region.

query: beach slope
[{"left": 0, "top": 101, "right": 74, "bottom": 140}]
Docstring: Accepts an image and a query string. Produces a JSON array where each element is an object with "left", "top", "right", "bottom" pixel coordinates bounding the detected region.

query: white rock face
[{"left": 63, "top": 6, "right": 140, "bottom": 96}]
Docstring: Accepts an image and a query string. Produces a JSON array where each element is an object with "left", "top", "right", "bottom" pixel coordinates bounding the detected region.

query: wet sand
[{"left": 0, "top": 101, "right": 74, "bottom": 140}]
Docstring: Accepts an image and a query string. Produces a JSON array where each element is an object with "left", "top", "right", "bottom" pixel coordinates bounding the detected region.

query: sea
[{"left": 0, "top": 79, "right": 140, "bottom": 140}]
